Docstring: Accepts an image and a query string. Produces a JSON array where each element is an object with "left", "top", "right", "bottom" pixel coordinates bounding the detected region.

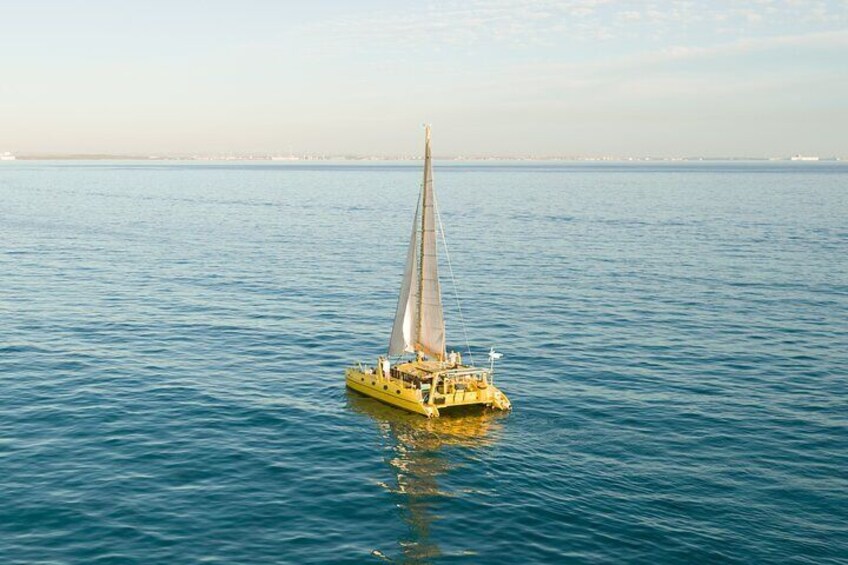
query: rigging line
[{"left": 432, "top": 192, "right": 474, "bottom": 367}]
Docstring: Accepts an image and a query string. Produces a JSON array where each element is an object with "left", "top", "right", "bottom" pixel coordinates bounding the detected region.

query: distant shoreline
[{"left": 3, "top": 155, "right": 845, "bottom": 163}]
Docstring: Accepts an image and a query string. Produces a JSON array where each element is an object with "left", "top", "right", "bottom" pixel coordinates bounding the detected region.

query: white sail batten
[{"left": 388, "top": 125, "right": 446, "bottom": 359}]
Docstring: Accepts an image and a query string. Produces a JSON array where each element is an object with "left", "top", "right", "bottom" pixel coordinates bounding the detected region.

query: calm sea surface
[{"left": 1, "top": 161, "right": 846, "bottom": 564}]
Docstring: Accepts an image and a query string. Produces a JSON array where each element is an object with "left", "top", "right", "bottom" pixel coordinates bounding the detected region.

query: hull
[{"left": 345, "top": 364, "right": 511, "bottom": 418}]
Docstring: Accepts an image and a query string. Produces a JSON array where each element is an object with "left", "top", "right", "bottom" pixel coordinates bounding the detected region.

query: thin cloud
[{"left": 299, "top": 0, "right": 848, "bottom": 53}]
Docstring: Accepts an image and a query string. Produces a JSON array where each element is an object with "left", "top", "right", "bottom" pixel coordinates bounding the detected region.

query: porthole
[
  {"left": 371, "top": 382, "right": 375, "bottom": 386},
  {"left": 383, "top": 385, "right": 388, "bottom": 391},
  {"left": 396, "top": 390, "right": 401, "bottom": 394}
]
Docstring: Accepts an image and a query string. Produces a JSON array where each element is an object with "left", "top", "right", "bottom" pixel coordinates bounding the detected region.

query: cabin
[{"left": 386, "top": 359, "right": 492, "bottom": 406}]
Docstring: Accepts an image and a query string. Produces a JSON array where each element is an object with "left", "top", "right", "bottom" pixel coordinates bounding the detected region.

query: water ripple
[{"left": 1, "top": 161, "right": 846, "bottom": 563}]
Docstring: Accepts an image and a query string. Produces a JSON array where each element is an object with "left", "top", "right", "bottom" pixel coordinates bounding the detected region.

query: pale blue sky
[{"left": 1, "top": 1, "right": 846, "bottom": 157}]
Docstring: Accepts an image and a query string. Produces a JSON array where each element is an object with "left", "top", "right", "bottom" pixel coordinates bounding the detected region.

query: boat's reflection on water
[{"left": 346, "top": 390, "right": 507, "bottom": 563}]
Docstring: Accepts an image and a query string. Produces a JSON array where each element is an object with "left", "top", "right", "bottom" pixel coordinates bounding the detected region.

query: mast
[{"left": 416, "top": 125, "right": 431, "bottom": 349}]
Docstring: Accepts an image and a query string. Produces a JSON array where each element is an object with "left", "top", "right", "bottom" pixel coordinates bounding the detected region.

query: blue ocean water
[{"left": 1, "top": 160, "right": 846, "bottom": 564}]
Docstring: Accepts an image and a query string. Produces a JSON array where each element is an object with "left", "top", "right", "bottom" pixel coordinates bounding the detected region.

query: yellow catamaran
[{"left": 345, "top": 125, "right": 511, "bottom": 418}]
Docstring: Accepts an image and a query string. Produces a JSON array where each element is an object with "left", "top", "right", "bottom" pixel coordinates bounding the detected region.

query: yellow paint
[{"left": 345, "top": 358, "right": 511, "bottom": 418}]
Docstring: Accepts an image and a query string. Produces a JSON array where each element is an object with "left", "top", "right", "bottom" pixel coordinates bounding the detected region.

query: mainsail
[{"left": 388, "top": 125, "right": 446, "bottom": 359}]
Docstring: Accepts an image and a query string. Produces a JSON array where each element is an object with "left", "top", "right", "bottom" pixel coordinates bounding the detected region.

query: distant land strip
[{"left": 4, "top": 154, "right": 846, "bottom": 162}]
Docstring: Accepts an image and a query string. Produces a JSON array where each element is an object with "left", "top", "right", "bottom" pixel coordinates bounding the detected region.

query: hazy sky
[{"left": 1, "top": 1, "right": 846, "bottom": 157}]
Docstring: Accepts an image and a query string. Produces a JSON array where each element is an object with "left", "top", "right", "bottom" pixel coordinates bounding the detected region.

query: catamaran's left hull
[{"left": 345, "top": 368, "right": 438, "bottom": 417}]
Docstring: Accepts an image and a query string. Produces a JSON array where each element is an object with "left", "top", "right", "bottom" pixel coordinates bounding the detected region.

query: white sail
[
  {"left": 388, "top": 197, "right": 420, "bottom": 356},
  {"left": 388, "top": 125, "right": 446, "bottom": 359}
]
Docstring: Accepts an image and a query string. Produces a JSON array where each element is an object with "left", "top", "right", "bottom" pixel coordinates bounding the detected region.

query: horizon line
[{"left": 2, "top": 153, "right": 844, "bottom": 163}]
